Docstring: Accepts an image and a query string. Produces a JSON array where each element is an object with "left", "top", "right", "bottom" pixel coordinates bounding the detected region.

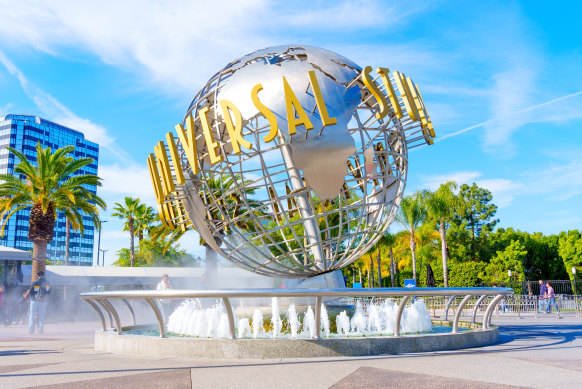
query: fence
[
  {"left": 480, "top": 280, "right": 580, "bottom": 295},
  {"left": 354, "top": 294, "right": 580, "bottom": 319}
]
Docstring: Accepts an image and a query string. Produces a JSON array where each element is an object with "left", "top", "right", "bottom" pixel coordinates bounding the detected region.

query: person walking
[
  {"left": 546, "top": 282, "right": 559, "bottom": 314},
  {"left": 538, "top": 280, "right": 548, "bottom": 313},
  {"left": 23, "top": 271, "right": 51, "bottom": 334}
]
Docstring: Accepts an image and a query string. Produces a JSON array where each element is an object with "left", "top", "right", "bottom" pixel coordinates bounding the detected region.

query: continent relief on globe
[{"left": 148, "top": 59, "right": 435, "bottom": 233}]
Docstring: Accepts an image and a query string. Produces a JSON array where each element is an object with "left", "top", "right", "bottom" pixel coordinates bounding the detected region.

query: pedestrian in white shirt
[{"left": 157, "top": 274, "right": 171, "bottom": 291}]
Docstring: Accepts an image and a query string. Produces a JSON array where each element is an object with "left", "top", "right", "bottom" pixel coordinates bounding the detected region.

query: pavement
[{"left": 0, "top": 316, "right": 581, "bottom": 388}]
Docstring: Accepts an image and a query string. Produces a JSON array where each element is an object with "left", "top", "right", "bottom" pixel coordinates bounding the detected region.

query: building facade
[{"left": 0, "top": 114, "right": 99, "bottom": 266}]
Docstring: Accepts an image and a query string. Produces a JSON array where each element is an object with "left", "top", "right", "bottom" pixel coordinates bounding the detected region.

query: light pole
[
  {"left": 99, "top": 249, "right": 109, "bottom": 267},
  {"left": 507, "top": 269, "right": 512, "bottom": 290},
  {"left": 96, "top": 220, "right": 107, "bottom": 266}
]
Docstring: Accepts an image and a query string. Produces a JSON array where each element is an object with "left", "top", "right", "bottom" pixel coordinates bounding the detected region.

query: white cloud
[
  {"left": 99, "top": 163, "right": 157, "bottom": 207},
  {"left": 0, "top": 49, "right": 122, "bottom": 153},
  {"left": 438, "top": 90, "right": 582, "bottom": 143},
  {"left": 420, "top": 171, "right": 521, "bottom": 208},
  {"left": 476, "top": 178, "right": 521, "bottom": 208},
  {"left": 483, "top": 67, "right": 535, "bottom": 156},
  {"left": 521, "top": 151, "right": 582, "bottom": 202},
  {"left": 420, "top": 171, "right": 481, "bottom": 191},
  {"left": 0, "top": 1, "right": 431, "bottom": 96},
  {"left": 0, "top": 103, "right": 13, "bottom": 116}
]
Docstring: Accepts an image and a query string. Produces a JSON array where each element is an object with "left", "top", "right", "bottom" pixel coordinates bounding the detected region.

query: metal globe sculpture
[{"left": 147, "top": 45, "right": 435, "bottom": 278}]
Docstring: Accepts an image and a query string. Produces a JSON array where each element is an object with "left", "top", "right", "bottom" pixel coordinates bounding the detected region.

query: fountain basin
[
  {"left": 94, "top": 321, "right": 497, "bottom": 358},
  {"left": 82, "top": 288, "right": 511, "bottom": 358}
]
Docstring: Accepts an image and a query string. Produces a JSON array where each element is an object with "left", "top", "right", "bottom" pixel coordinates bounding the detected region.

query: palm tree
[
  {"left": 0, "top": 144, "right": 105, "bottom": 280},
  {"left": 426, "top": 181, "right": 465, "bottom": 287},
  {"left": 112, "top": 197, "right": 142, "bottom": 267},
  {"left": 395, "top": 191, "right": 428, "bottom": 282},
  {"left": 61, "top": 187, "right": 105, "bottom": 265},
  {"left": 63, "top": 189, "right": 105, "bottom": 266},
  {"left": 381, "top": 231, "right": 397, "bottom": 287},
  {"left": 134, "top": 204, "right": 156, "bottom": 243}
]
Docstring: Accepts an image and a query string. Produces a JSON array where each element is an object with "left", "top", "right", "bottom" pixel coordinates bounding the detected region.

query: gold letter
[
  {"left": 393, "top": 71, "right": 419, "bottom": 122},
  {"left": 408, "top": 80, "right": 435, "bottom": 138},
  {"left": 219, "top": 99, "right": 252, "bottom": 154},
  {"left": 376, "top": 67, "right": 403, "bottom": 119},
  {"left": 308, "top": 70, "right": 337, "bottom": 128},
  {"left": 283, "top": 76, "right": 314, "bottom": 136},
  {"left": 361, "top": 66, "right": 389, "bottom": 120},
  {"left": 161, "top": 202, "right": 176, "bottom": 229},
  {"left": 147, "top": 153, "right": 164, "bottom": 204},
  {"left": 174, "top": 116, "right": 199, "bottom": 175},
  {"left": 154, "top": 141, "right": 175, "bottom": 196},
  {"left": 166, "top": 132, "right": 185, "bottom": 185},
  {"left": 251, "top": 83, "right": 279, "bottom": 143},
  {"left": 198, "top": 106, "right": 224, "bottom": 165}
]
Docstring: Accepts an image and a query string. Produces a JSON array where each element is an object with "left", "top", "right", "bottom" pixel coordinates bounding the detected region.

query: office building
[{"left": 0, "top": 114, "right": 99, "bottom": 265}]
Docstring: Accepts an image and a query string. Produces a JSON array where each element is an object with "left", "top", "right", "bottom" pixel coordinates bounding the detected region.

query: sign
[
  {"left": 404, "top": 279, "right": 416, "bottom": 288},
  {"left": 352, "top": 282, "right": 362, "bottom": 289},
  {"left": 147, "top": 52, "right": 435, "bottom": 230}
]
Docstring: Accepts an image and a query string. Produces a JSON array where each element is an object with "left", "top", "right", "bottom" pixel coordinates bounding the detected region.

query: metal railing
[
  {"left": 481, "top": 280, "right": 580, "bottom": 295},
  {"left": 80, "top": 287, "right": 513, "bottom": 339}
]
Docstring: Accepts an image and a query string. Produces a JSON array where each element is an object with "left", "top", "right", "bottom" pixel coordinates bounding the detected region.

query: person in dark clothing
[
  {"left": 23, "top": 271, "right": 50, "bottom": 334},
  {"left": 539, "top": 280, "right": 548, "bottom": 313}
]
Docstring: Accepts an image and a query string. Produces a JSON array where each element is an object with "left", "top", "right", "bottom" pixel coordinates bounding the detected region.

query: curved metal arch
[
  {"left": 394, "top": 296, "right": 411, "bottom": 336},
  {"left": 453, "top": 295, "right": 473, "bottom": 333},
  {"left": 483, "top": 295, "right": 506, "bottom": 329},
  {"left": 95, "top": 298, "right": 114, "bottom": 329},
  {"left": 121, "top": 298, "right": 136, "bottom": 326},
  {"left": 85, "top": 299, "right": 106, "bottom": 331},
  {"left": 444, "top": 295, "right": 456, "bottom": 321},
  {"left": 145, "top": 298, "right": 166, "bottom": 338},
  {"left": 471, "top": 295, "right": 487, "bottom": 324},
  {"left": 221, "top": 297, "right": 236, "bottom": 340},
  {"left": 101, "top": 298, "right": 122, "bottom": 334}
]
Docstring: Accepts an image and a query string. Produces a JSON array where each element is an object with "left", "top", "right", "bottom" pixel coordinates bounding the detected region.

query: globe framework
[{"left": 164, "top": 45, "right": 433, "bottom": 278}]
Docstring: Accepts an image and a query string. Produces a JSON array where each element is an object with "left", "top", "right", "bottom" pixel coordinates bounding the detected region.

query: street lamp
[
  {"left": 508, "top": 269, "right": 512, "bottom": 290},
  {"left": 96, "top": 220, "right": 107, "bottom": 266},
  {"left": 99, "top": 249, "right": 109, "bottom": 267}
]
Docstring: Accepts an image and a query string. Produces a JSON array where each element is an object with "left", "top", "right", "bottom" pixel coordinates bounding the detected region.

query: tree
[
  {"left": 395, "top": 191, "right": 428, "bottom": 281},
  {"left": 381, "top": 231, "right": 397, "bottom": 287},
  {"left": 488, "top": 228, "right": 566, "bottom": 281},
  {"left": 451, "top": 183, "right": 498, "bottom": 261},
  {"left": 113, "top": 236, "right": 199, "bottom": 267},
  {"left": 112, "top": 197, "right": 142, "bottom": 267},
  {"left": 62, "top": 188, "right": 105, "bottom": 266},
  {"left": 558, "top": 230, "right": 582, "bottom": 281},
  {"left": 134, "top": 204, "right": 156, "bottom": 243},
  {"left": 426, "top": 181, "right": 466, "bottom": 287},
  {"left": 448, "top": 261, "right": 487, "bottom": 287},
  {"left": 0, "top": 144, "right": 105, "bottom": 280},
  {"left": 485, "top": 240, "right": 526, "bottom": 284}
]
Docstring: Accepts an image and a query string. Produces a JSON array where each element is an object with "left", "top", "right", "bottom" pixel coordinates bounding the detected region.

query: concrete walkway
[{"left": 0, "top": 316, "right": 581, "bottom": 388}]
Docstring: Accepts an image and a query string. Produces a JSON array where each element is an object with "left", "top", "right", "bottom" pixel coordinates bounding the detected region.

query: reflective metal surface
[
  {"left": 81, "top": 287, "right": 512, "bottom": 339},
  {"left": 166, "top": 45, "right": 432, "bottom": 278}
]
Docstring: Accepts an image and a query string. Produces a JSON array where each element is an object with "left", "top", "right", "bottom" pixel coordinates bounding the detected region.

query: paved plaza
[{"left": 0, "top": 315, "right": 580, "bottom": 388}]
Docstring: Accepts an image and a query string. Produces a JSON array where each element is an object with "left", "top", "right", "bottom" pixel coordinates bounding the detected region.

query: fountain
[
  {"left": 82, "top": 45, "right": 513, "bottom": 358},
  {"left": 167, "top": 297, "right": 433, "bottom": 339}
]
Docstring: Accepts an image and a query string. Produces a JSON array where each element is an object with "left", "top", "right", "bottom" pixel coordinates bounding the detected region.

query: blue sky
[{"left": 0, "top": 1, "right": 581, "bottom": 265}]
